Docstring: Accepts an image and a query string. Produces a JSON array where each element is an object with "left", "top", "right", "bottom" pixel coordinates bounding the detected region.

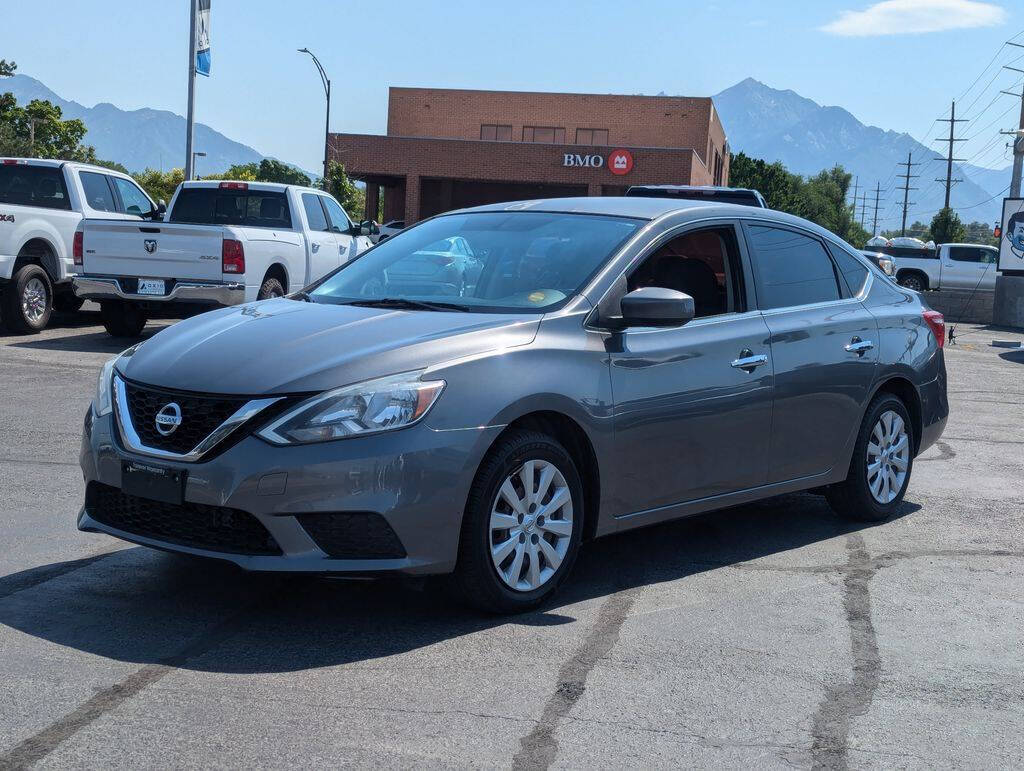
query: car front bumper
[
  {"left": 78, "top": 408, "right": 501, "bottom": 575},
  {"left": 73, "top": 276, "right": 245, "bottom": 306}
]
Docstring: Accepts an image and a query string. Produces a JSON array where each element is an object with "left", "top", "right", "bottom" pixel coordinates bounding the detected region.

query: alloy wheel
[
  {"left": 866, "top": 409, "right": 909, "bottom": 504},
  {"left": 489, "top": 459, "right": 573, "bottom": 592},
  {"left": 22, "top": 277, "right": 48, "bottom": 324}
]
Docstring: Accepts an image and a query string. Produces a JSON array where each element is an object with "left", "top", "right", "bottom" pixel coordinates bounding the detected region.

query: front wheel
[
  {"left": 100, "top": 301, "right": 147, "bottom": 338},
  {"left": 1, "top": 264, "right": 52, "bottom": 333},
  {"left": 899, "top": 273, "right": 925, "bottom": 292},
  {"left": 454, "top": 430, "right": 583, "bottom": 613},
  {"left": 826, "top": 394, "right": 914, "bottom": 522}
]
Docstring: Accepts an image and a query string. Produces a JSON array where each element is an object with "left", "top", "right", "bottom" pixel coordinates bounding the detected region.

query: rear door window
[
  {"left": 948, "top": 246, "right": 982, "bottom": 262},
  {"left": 826, "top": 242, "right": 870, "bottom": 296},
  {"left": 301, "top": 193, "right": 330, "bottom": 231},
  {"left": 0, "top": 165, "right": 71, "bottom": 210},
  {"left": 169, "top": 188, "right": 292, "bottom": 228},
  {"left": 746, "top": 224, "right": 841, "bottom": 309},
  {"left": 79, "top": 171, "right": 117, "bottom": 212}
]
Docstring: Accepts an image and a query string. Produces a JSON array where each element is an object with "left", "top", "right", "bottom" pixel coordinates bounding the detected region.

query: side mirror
[
  {"left": 358, "top": 219, "right": 375, "bottom": 236},
  {"left": 150, "top": 200, "right": 167, "bottom": 220},
  {"left": 619, "top": 287, "right": 695, "bottom": 327}
]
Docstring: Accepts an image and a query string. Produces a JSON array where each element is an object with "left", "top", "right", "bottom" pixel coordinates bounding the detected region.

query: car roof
[
  {"left": 182, "top": 180, "right": 323, "bottom": 193},
  {"left": 626, "top": 184, "right": 762, "bottom": 195}
]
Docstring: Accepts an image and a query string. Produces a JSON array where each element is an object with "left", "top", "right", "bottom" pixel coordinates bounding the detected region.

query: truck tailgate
[{"left": 82, "top": 219, "right": 224, "bottom": 282}]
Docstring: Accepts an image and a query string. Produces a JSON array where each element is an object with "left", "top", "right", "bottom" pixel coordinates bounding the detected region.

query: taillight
[
  {"left": 923, "top": 310, "right": 945, "bottom": 348},
  {"left": 219, "top": 181, "right": 248, "bottom": 190},
  {"left": 73, "top": 232, "right": 83, "bottom": 265},
  {"left": 222, "top": 239, "right": 245, "bottom": 274}
]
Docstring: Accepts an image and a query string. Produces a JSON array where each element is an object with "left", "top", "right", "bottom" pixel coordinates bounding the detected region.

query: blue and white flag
[{"left": 195, "top": 0, "right": 211, "bottom": 77}]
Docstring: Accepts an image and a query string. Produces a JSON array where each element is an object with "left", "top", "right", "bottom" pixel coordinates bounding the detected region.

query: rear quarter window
[
  {"left": 0, "top": 165, "right": 71, "bottom": 210},
  {"left": 827, "top": 242, "right": 870, "bottom": 295},
  {"left": 169, "top": 188, "right": 292, "bottom": 228}
]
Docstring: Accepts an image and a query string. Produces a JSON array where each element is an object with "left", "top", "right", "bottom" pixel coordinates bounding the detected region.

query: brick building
[{"left": 330, "top": 87, "right": 730, "bottom": 225}]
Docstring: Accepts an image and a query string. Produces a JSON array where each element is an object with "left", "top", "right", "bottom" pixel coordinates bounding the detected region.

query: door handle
[
  {"left": 311, "top": 242, "right": 320, "bottom": 253},
  {"left": 731, "top": 350, "right": 768, "bottom": 372},
  {"left": 844, "top": 337, "right": 874, "bottom": 355}
]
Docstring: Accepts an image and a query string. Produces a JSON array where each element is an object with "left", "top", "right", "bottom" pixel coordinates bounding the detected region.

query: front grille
[
  {"left": 87, "top": 482, "right": 281, "bottom": 555},
  {"left": 122, "top": 381, "right": 249, "bottom": 454},
  {"left": 296, "top": 513, "right": 406, "bottom": 559}
]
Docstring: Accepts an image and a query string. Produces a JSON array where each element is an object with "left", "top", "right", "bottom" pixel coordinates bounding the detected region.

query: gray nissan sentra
[{"left": 78, "top": 197, "right": 948, "bottom": 612}]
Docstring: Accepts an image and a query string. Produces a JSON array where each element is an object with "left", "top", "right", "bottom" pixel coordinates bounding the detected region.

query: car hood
[{"left": 119, "top": 298, "right": 540, "bottom": 395}]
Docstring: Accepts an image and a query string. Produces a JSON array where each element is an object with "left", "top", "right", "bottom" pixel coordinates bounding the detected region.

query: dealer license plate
[
  {"left": 121, "top": 460, "right": 185, "bottom": 504},
  {"left": 137, "top": 279, "right": 166, "bottom": 296}
]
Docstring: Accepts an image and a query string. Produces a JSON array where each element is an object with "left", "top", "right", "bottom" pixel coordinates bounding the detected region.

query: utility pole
[
  {"left": 897, "top": 151, "right": 920, "bottom": 236},
  {"left": 871, "top": 181, "right": 883, "bottom": 235},
  {"left": 1000, "top": 49, "right": 1024, "bottom": 197},
  {"left": 850, "top": 175, "right": 859, "bottom": 216},
  {"left": 859, "top": 191, "right": 868, "bottom": 229},
  {"left": 184, "top": 0, "right": 197, "bottom": 180},
  {"left": 934, "top": 100, "right": 967, "bottom": 209}
]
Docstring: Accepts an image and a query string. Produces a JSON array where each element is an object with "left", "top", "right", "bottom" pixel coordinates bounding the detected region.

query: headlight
[
  {"left": 256, "top": 371, "right": 446, "bottom": 445},
  {"left": 92, "top": 343, "right": 142, "bottom": 417}
]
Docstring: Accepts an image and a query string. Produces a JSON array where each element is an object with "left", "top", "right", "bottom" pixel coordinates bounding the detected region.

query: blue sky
[{"left": 5, "top": 0, "right": 1023, "bottom": 171}]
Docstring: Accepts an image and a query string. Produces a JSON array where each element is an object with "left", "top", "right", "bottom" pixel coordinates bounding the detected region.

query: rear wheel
[
  {"left": 454, "top": 430, "right": 583, "bottom": 613},
  {"left": 1, "top": 264, "right": 52, "bottom": 333},
  {"left": 100, "top": 301, "right": 147, "bottom": 338},
  {"left": 257, "top": 277, "right": 285, "bottom": 300},
  {"left": 826, "top": 394, "right": 913, "bottom": 522}
]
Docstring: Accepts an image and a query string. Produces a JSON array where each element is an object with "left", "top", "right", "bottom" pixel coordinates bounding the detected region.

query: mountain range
[
  {"left": 712, "top": 78, "right": 1010, "bottom": 231},
  {"left": 3, "top": 74, "right": 268, "bottom": 175}
]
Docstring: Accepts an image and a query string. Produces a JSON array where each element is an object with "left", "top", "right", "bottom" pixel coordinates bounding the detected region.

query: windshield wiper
[
  {"left": 345, "top": 297, "right": 471, "bottom": 312},
  {"left": 289, "top": 290, "right": 314, "bottom": 303}
]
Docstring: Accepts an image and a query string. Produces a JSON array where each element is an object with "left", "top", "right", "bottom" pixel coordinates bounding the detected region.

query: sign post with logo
[
  {"left": 993, "top": 197, "right": 1024, "bottom": 328},
  {"left": 561, "top": 148, "right": 634, "bottom": 176}
]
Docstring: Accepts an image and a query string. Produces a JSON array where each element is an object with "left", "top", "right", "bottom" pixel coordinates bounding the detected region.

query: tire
[
  {"left": 826, "top": 394, "right": 914, "bottom": 522},
  {"left": 898, "top": 272, "right": 926, "bottom": 292},
  {"left": 53, "top": 291, "right": 85, "bottom": 314},
  {"left": 1, "top": 264, "right": 52, "bottom": 333},
  {"left": 100, "top": 301, "right": 147, "bottom": 338},
  {"left": 257, "top": 277, "right": 285, "bottom": 300},
  {"left": 453, "top": 430, "right": 584, "bottom": 613}
]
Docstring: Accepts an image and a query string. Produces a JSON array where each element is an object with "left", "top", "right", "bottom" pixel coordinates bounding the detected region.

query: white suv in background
[{"left": 0, "top": 158, "right": 161, "bottom": 332}]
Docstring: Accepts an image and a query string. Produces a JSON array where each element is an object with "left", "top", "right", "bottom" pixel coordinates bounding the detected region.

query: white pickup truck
[
  {"left": 73, "top": 180, "right": 374, "bottom": 336},
  {"left": 0, "top": 157, "right": 162, "bottom": 332},
  {"left": 872, "top": 239, "right": 998, "bottom": 292}
]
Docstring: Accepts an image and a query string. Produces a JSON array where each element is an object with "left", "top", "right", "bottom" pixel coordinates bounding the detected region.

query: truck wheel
[
  {"left": 898, "top": 272, "right": 926, "bottom": 292},
  {"left": 1, "top": 264, "right": 53, "bottom": 333},
  {"left": 100, "top": 301, "right": 147, "bottom": 338},
  {"left": 257, "top": 277, "right": 285, "bottom": 300},
  {"left": 53, "top": 290, "right": 85, "bottom": 314}
]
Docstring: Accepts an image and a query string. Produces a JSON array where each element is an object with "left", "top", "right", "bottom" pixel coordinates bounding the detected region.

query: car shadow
[
  {"left": 0, "top": 493, "right": 918, "bottom": 675},
  {"left": 6, "top": 325, "right": 171, "bottom": 354},
  {"left": 998, "top": 349, "right": 1024, "bottom": 365}
]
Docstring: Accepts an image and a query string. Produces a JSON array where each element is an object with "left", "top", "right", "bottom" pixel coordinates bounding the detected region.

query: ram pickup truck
[
  {"left": 0, "top": 157, "right": 162, "bottom": 332},
  {"left": 872, "top": 241, "right": 999, "bottom": 292},
  {"left": 74, "top": 181, "right": 374, "bottom": 336}
]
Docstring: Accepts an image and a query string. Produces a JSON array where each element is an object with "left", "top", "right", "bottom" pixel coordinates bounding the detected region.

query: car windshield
[{"left": 309, "top": 211, "right": 642, "bottom": 312}]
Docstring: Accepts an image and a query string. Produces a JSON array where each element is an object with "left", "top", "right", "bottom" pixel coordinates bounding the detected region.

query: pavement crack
[
  {"left": 809, "top": 533, "right": 881, "bottom": 771},
  {"left": 0, "top": 602, "right": 258, "bottom": 769},
  {"left": 511, "top": 583, "right": 642, "bottom": 770}
]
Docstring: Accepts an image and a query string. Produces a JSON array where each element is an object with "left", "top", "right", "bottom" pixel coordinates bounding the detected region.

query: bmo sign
[{"left": 562, "top": 148, "right": 634, "bottom": 175}]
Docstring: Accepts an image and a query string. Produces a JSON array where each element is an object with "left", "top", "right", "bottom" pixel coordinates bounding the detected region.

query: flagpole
[{"left": 184, "top": 0, "right": 197, "bottom": 180}]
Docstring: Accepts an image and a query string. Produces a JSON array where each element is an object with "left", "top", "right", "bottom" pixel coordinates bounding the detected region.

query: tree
[
  {"left": 728, "top": 152, "right": 802, "bottom": 213},
  {"left": 320, "top": 160, "right": 365, "bottom": 219},
  {"left": 929, "top": 207, "right": 966, "bottom": 244},
  {"left": 0, "top": 92, "right": 97, "bottom": 161},
  {"left": 0, "top": 59, "right": 15, "bottom": 78},
  {"left": 134, "top": 168, "right": 185, "bottom": 204},
  {"left": 215, "top": 159, "right": 310, "bottom": 186}
]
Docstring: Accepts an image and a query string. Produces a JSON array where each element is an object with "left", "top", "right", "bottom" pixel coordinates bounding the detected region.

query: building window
[
  {"left": 523, "top": 126, "right": 566, "bottom": 143},
  {"left": 713, "top": 150, "right": 723, "bottom": 185},
  {"left": 480, "top": 124, "right": 512, "bottom": 141},
  {"left": 575, "top": 128, "right": 609, "bottom": 145}
]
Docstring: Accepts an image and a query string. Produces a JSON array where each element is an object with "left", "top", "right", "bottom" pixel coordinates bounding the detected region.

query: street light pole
[
  {"left": 298, "top": 48, "right": 331, "bottom": 191},
  {"left": 192, "top": 151, "right": 206, "bottom": 177}
]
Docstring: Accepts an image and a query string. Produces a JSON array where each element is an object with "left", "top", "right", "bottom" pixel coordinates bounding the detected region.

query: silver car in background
[{"left": 78, "top": 197, "right": 948, "bottom": 613}]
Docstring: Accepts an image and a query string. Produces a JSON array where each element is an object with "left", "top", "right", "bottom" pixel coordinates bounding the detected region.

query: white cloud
[{"left": 821, "top": 0, "right": 1006, "bottom": 36}]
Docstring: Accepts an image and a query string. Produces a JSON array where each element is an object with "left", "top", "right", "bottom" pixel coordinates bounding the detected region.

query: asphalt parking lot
[{"left": 1, "top": 307, "right": 1022, "bottom": 769}]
